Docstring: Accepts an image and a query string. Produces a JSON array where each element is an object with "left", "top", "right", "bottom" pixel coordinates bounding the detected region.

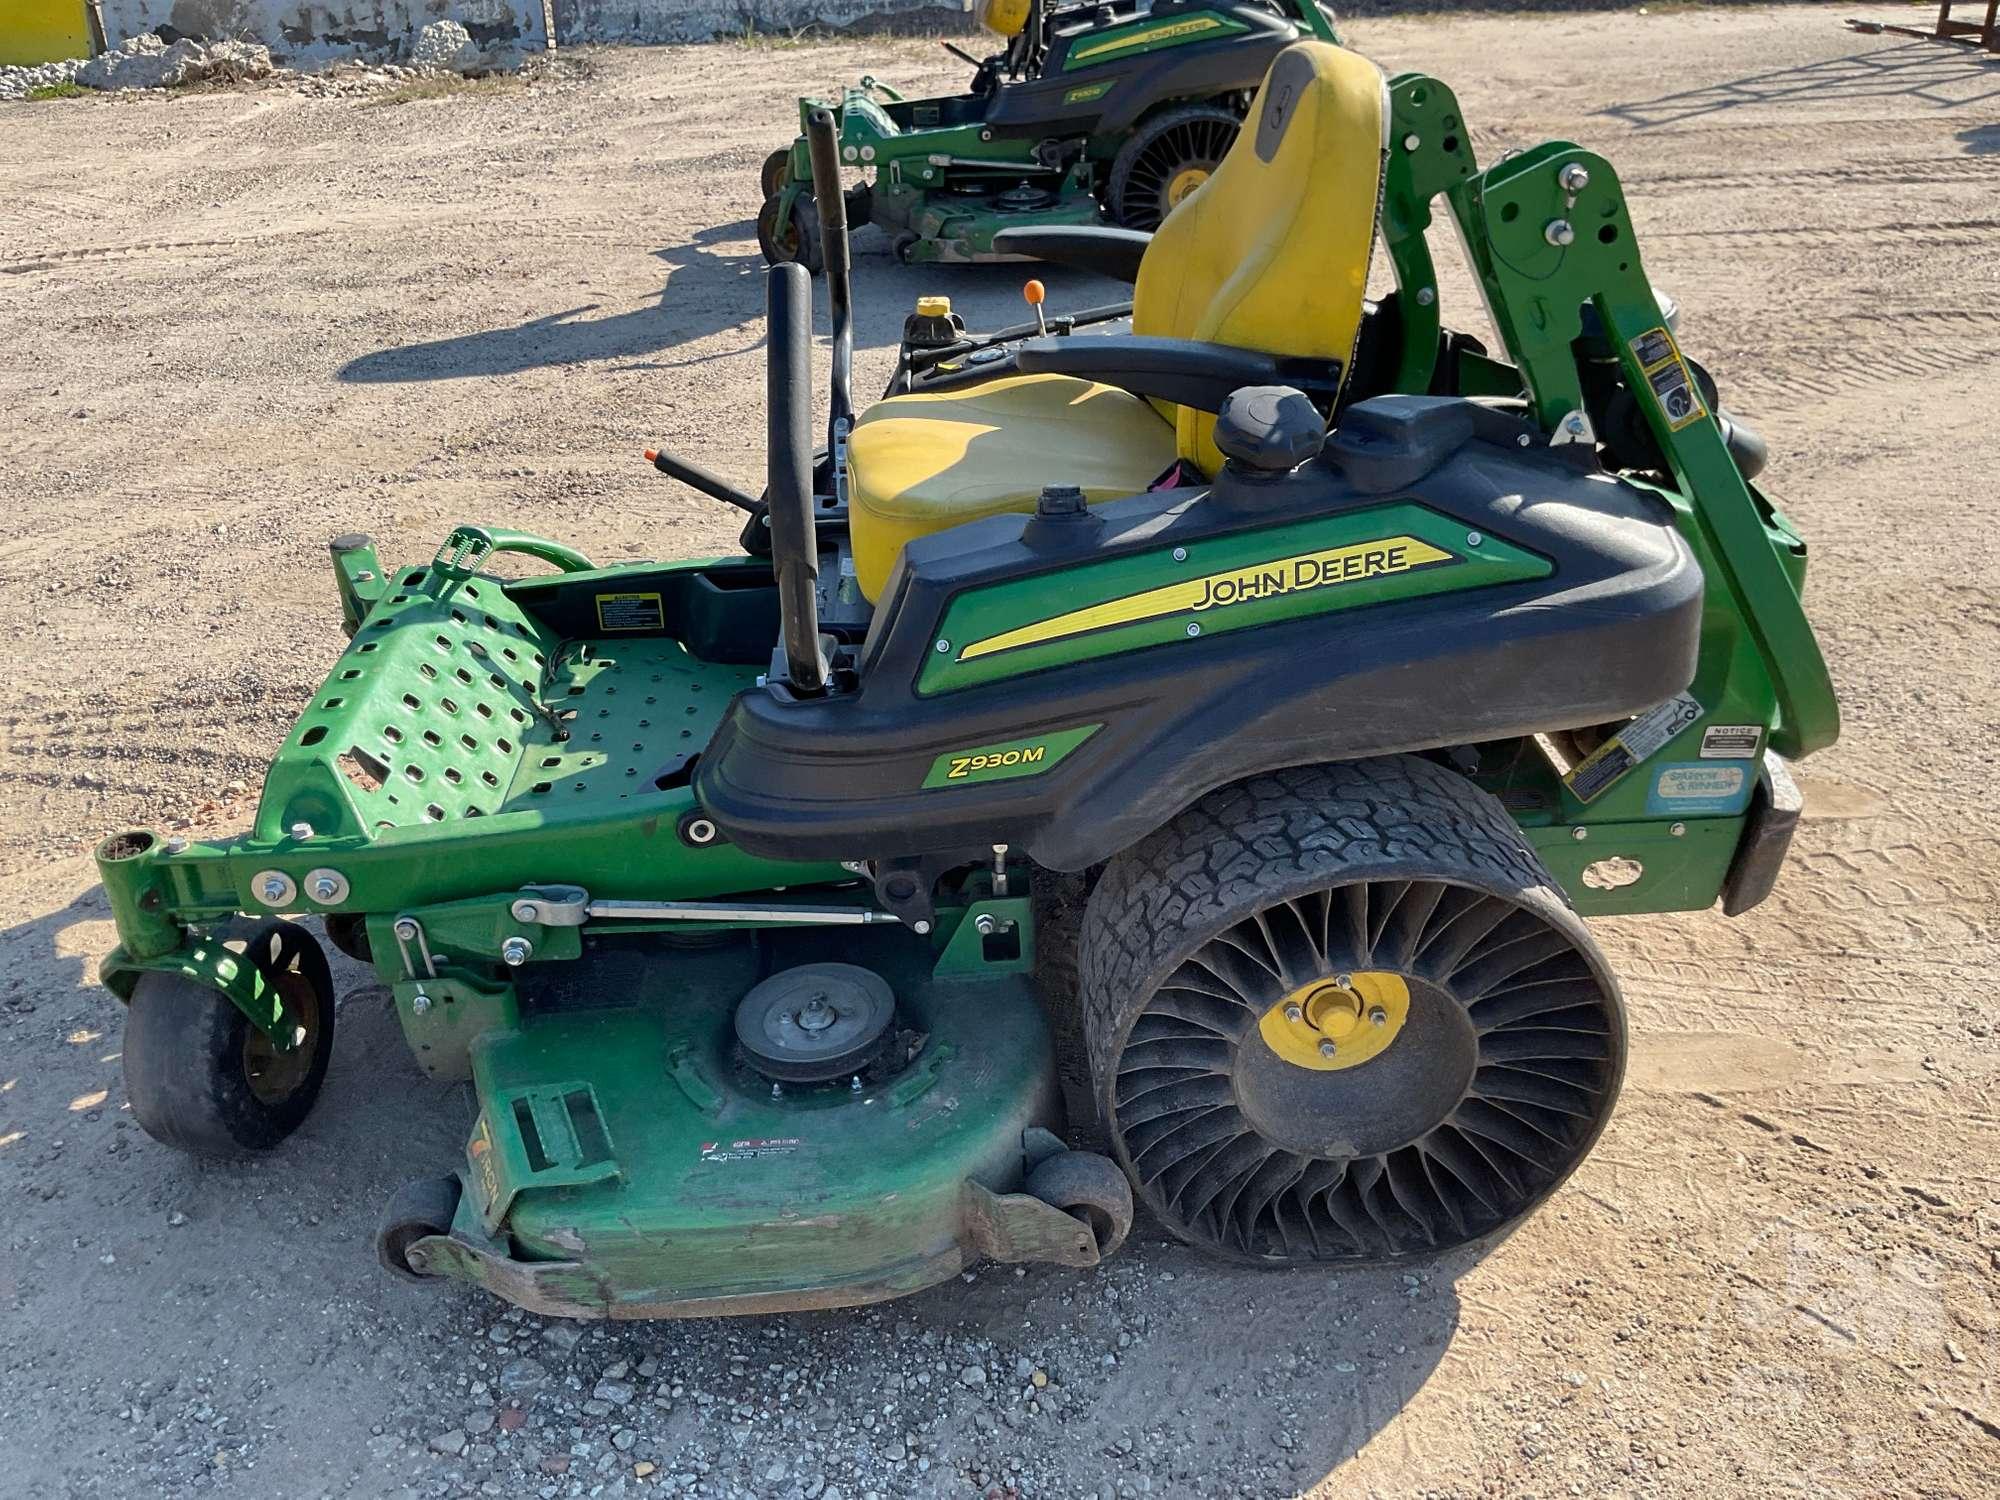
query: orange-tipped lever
[{"left": 1024, "top": 279, "right": 1047, "bottom": 336}]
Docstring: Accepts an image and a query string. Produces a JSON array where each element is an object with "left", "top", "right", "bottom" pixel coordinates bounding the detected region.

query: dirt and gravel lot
[{"left": 2, "top": 5, "right": 1997, "bottom": 1497}]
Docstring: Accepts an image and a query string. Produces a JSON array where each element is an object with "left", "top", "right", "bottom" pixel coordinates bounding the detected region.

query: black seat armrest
[
  {"left": 1014, "top": 335, "right": 1342, "bottom": 413},
  {"left": 990, "top": 226, "right": 1152, "bottom": 283}
]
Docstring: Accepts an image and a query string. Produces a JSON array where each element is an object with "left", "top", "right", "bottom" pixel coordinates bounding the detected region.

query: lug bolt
[
  {"left": 1284, "top": 1003, "right": 1304, "bottom": 1023},
  {"left": 1334, "top": 973, "right": 1353, "bottom": 989},
  {"left": 1318, "top": 1039, "right": 1337, "bottom": 1059},
  {"left": 500, "top": 936, "right": 533, "bottom": 967},
  {"left": 1544, "top": 219, "right": 1576, "bottom": 247},
  {"left": 1558, "top": 161, "right": 1590, "bottom": 193},
  {"left": 260, "top": 876, "right": 288, "bottom": 903},
  {"left": 1370, "top": 1006, "right": 1388, "bottom": 1026}
]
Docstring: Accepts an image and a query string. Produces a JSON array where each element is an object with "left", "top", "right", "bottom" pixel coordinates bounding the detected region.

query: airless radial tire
[{"left": 1079, "top": 756, "right": 1627, "bottom": 1264}]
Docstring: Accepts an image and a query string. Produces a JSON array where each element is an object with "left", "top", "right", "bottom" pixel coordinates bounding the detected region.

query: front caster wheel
[
  {"left": 377, "top": 1175, "right": 463, "bottom": 1283},
  {"left": 1080, "top": 757, "right": 1627, "bottom": 1266},
  {"left": 122, "top": 918, "right": 336, "bottom": 1157},
  {"left": 760, "top": 146, "right": 792, "bottom": 200},
  {"left": 1027, "top": 1149, "right": 1135, "bottom": 1259},
  {"left": 757, "top": 190, "right": 823, "bottom": 273}
]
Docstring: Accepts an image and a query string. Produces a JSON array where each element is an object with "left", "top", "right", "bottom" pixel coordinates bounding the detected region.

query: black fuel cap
[{"left": 1214, "top": 386, "right": 1326, "bottom": 474}]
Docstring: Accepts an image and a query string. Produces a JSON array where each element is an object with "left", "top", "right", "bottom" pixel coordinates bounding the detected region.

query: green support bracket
[
  {"left": 99, "top": 932, "right": 299, "bottom": 1047},
  {"left": 1446, "top": 144, "right": 1839, "bottom": 760},
  {"left": 1379, "top": 74, "right": 1480, "bottom": 394}
]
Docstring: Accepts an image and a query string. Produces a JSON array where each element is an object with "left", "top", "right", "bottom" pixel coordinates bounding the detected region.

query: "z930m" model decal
[{"left": 921, "top": 724, "right": 1102, "bottom": 789}]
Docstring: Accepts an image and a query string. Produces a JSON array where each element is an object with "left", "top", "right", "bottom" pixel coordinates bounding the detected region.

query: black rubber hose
[
  {"left": 765, "top": 263, "right": 828, "bottom": 696},
  {"left": 806, "top": 107, "right": 854, "bottom": 449}
]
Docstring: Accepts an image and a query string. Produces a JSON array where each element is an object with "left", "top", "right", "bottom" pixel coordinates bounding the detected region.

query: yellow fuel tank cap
[{"left": 915, "top": 295, "right": 953, "bottom": 318}]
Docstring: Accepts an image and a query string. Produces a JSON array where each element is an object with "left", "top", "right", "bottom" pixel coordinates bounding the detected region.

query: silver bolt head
[
  {"left": 1172, "top": 546, "right": 1188, "bottom": 562},
  {"left": 289, "top": 821, "right": 313, "bottom": 840},
  {"left": 260, "top": 876, "right": 288, "bottom": 902},
  {"left": 1283, "top": 1003, "right": 1304, "bottom": 1023},
  {"left": 1670, "top": 821, "right": 1687, "bottom": 837},
  {"left": 686, "top": 818, "right": 717, "bottom": 845},
  {"left": 1544, "top": 218, "right": 1576, "bottom": 247},
  {"left": 1558, "top": 161, "right": 1590, "bottom": 193},
  {"left": 1402, "top": 132, "right": 1421, "bottom": 151},
  {"left": 1466, "top": 531, "right": 1483, "bottom": 546},
  {"left": 1571, "top": 826, "right": 1589, "bottom": 842},
  {"left": 912, "top": 920, "right": 933, "bottom": 936},
  {"left": 163, "top": 836, "right": 190, "bottom": 854},
  {"left": 1565, "top": 412, "right": 1588, "bottom": 434},
  {"left": 310, "top": 876, "right": 338, "bottom": 900},
  {"left": 1370, "top": 1006, "right": 1388, "bottom": 1026},
  {"left": 1334, "top": 973, "right": 1353, "bottom": 989},
  {"left": 974, "top": 913, "right": 996, "bottom": 936},
  {"left": 410, "top": 992, "right": 432, "bottom": 1016},
  {"left": 517, "top": 901, "right": 540, "bottom": 922},
  {"left": 500, "top": 937, "right": 532, "bottom": 966},
  {"left": 1415, "top": 286, "right": 1436, "bottom": 306},
  {"left": 1318, "top": 1039, "right": 1337, "bottom": 1058},
  {"left": 1185, "top": 621, "right": 1201, "bottom": 638},
  {"left": 934, "top": 639, "right": 951, "bottom": 654}
]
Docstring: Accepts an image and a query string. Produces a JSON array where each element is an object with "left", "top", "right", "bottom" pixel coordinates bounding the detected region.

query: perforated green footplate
[{"left": 254, "top": 566, "right": 753, "bottom": 843}]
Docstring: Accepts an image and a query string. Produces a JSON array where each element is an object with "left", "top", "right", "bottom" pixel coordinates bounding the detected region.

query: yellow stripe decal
[
  {"left": 1070, "top": 15, "right": 1224, "bottom": 62},
  {"left": 957, "top": 535, "right": 1453, "bottom": 662}
]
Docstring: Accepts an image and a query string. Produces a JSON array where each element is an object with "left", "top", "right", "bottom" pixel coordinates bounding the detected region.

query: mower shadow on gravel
[
  {"left": 1600, "top": 39, "right": 2000, "bottom": 129},
  {"left": 335, "top": 220, "right": 1126, "bottom": 384}
]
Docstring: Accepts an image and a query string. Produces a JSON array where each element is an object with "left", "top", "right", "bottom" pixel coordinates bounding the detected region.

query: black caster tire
[
  {"left": 891, "top": 231, "right": 921, "bottom": 265},
  {"left": 1026, "top": 1149, "right": 1134, "bottom": 1259},
  {"left": 1079, "top": 756, "right": 1627, "bottom": 1267},
  {"left": 760, "top": 146, "right": 792, "bottom": 200},
  {"left": 323, "top": 912, "right": 371, "bottom": 964},
  {"left": 757, "top": 190, "right": 823, "bottom": 274},
  {"left": 123, "top": 918, "right": 336, "bottom": 1157},
  {"left": 377, "top": 1174, "right": 463, "bottom": 1283},
  {"left": 1108, "top": 101, "right": 1243, "bottom": 231}
]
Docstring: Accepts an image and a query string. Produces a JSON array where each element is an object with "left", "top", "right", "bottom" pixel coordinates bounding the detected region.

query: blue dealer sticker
[{"left": 1646, "top": 762, "right": 1752, "bottom": 817}]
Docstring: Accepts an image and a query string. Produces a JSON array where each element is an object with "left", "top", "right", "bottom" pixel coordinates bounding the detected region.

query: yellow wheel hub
[
  {"left": 1257, "top": 971, "right": 1411, "bottom": 1072},
  {"left": 1165, "top": 166, "right": 1210, "bottom": 207}
]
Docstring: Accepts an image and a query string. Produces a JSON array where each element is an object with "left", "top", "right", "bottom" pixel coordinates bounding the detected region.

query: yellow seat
[{"left": 847, "top": 41, "right": 1388, "bottom": 601}]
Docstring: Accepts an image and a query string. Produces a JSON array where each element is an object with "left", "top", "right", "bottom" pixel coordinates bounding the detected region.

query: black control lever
[
  {"left": 765, "top": 263, "right": 829, "bottom": 696},
  {"left": 805, "top": 107, "right": 854, "bottom": 455}
]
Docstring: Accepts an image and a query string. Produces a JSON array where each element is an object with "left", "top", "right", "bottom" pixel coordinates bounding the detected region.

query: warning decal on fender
[
  {"left": 1700, "top": 724, "right": 1762, "bottom": 759},
  {"left": 1564, "top": 692, "right": 1703, "bottom": 804},
  {"left": 1629, "top": 325, "right": 1707, "bottom": 433}
]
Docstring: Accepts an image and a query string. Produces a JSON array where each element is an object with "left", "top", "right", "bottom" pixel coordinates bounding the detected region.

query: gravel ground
[{"left": 2, "top": 6, "right": 1997, "bottom": 1498}]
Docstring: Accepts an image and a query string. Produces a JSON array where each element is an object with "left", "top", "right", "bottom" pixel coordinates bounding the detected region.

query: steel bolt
[
  {"left": 500, "top": 937, "right": 533, "bottom": 967},
  {"left": 1284, "top": 1003, "right": 1304, "bottom": 1023},
  {"left": 1334, "top": 973, "right": 1353, "bottom": 989},
  {"left": 974, "top": 913, "right": 997, "bottom": 936},
  {"left": 163, "top": 837, "right": 189, "bottom": 855},
  {"left": 1172, "top": 546, "right": 1188, "bottom": 562},
  {"left": 1571, "top": 826, "right": 1589, "bottom": 842},
  {"left": 934, "top": 639, "right": 951, "bottom": 654},
  {"left": 310, "top": 875, "right": 339, "bottom": 901},
  {"left": 516, "top": 901, "right": 541, "bottom": 922},
  {"left": 1185, "top": 622, "right": 1202, "bottom": 638},
  {"left": 289, "top": 821, "right": 313, "bottom": 841},
  {"left": 1670, "top": 822, "right": 1687, "bottom": 838},
  {"left": 912, "top": 920, "right": 933, "bottom": 936},
  {"left": 411, "top": 990, "right": 432, "bottom": 1016},
  {"left": 1402, "top": 133, "right": 1421, "bottom": 151},
  {"left": 1318, "top": 1039, "right": 1337, "bottom": 1059},
  {"left": 260, "top": 876, "right": 288, "bottom": 903},
  {"left": 1370, "top": 1006, "right": 1388, "bottom": 1027},
  {"left": 1466, "top": 531, "right": 1483, "bottom": 546},
  {"left": 1544, "top": 219, "right": 1576, "bottom": 247},
  {"left": 851, "top": 1075, "right": 863, "bottom": 1092},
  {"left": 1415, "top": 286, "right": 1436, "bottom": 307},
  {"left": 1564, "top": 412, "right": 1588, "bottom": 435},
  {"left": 1558, "top": 161, "right": 1591, "bottom": 193}
]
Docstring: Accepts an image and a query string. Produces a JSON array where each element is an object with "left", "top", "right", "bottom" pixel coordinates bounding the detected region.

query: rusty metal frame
[{"left": 1849, "top": 1, "right": 2000, "bottom": 53}]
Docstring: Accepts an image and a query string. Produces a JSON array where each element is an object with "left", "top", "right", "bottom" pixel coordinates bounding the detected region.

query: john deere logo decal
[{"left": 958, "top": 536, "right": 1454, "bottom": 662}]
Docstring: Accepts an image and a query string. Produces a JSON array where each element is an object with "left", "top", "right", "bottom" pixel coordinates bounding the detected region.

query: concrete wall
[
  {"left": 551, "top": 0, "right": 958, "bottom": 44},
  {"left": 97, "top": 0, "right": 957, "bottom": 60},
  {"left": 98, "top": 0, "right": 549, "bottom": 61}
]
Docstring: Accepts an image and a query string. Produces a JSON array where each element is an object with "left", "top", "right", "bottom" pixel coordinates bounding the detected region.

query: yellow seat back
[{"left": 1132, "top": 42, "right": 1388, "bottom": 475}]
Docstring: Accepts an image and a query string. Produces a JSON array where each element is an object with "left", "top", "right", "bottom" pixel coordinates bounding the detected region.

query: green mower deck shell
[{"left": 405, "top": 911, "right": 1073, "bottom": 1319}]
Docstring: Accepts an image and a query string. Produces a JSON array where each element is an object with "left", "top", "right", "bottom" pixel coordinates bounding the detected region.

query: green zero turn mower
[
  {"left": 757, "top": 0, "right": 1338, "bottom": 267},
  {"left": 97, "top": 41, "right": 1837, "bottom": 1319}
]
